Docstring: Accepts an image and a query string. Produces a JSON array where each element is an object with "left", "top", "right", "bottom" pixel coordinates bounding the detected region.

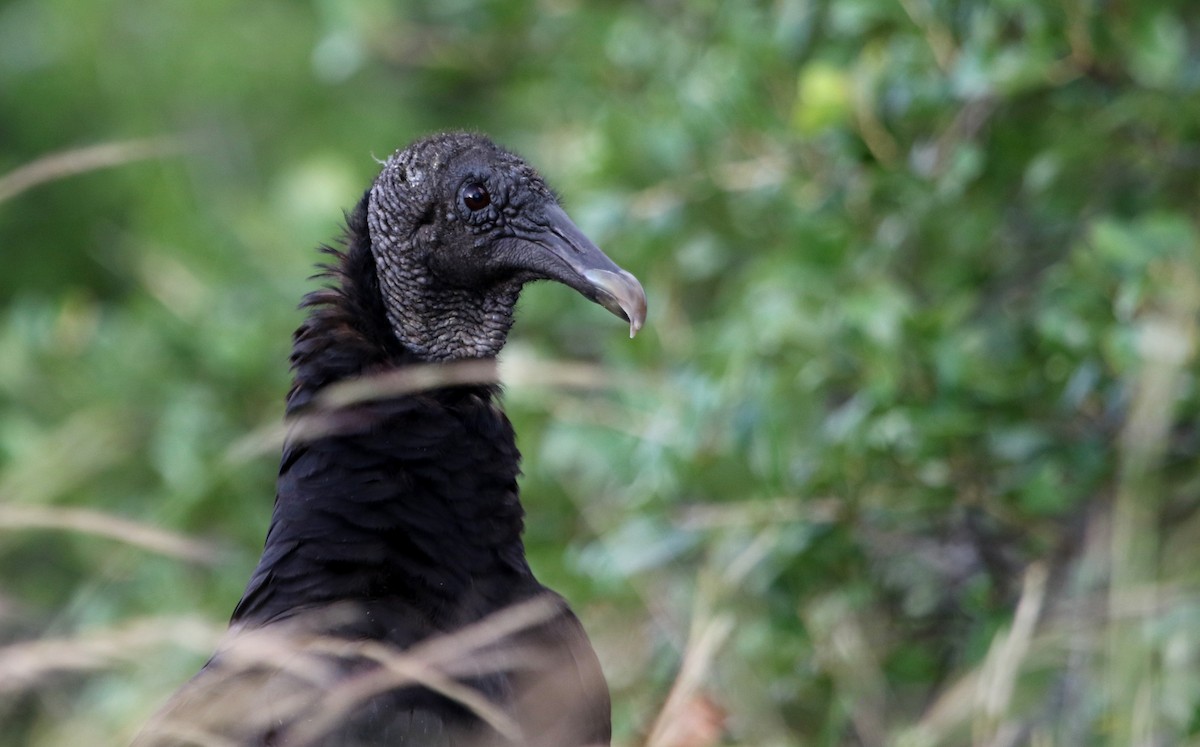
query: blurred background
[{"left": 2, "top": 0, "right": 1199, "bottom": 744}]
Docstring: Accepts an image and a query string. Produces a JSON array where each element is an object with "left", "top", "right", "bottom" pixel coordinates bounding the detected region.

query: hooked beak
[{"left": 511, "top": 204, "right": 647, "bottom": 338}]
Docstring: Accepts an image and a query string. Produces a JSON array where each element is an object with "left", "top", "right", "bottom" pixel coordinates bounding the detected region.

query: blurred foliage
[{"left": 2, "top": 0, "right": 1200, "bottom": 745}]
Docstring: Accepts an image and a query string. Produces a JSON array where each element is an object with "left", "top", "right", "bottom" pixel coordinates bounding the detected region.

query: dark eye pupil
[{"left": 463, "top": 183, "right": 490, "bottom": 211}]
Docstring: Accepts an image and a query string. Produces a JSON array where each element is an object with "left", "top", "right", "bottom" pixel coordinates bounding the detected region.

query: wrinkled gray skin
[{"left": 368, "top": 132, "right": 646, "bottom": 361}]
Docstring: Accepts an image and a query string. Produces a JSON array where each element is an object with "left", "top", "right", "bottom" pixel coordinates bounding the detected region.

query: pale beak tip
[{"left": 583, "top": 268, "right": 647, "bottom": 340}]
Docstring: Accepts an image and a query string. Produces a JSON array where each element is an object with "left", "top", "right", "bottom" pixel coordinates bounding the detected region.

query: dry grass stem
[
  {"left": 286, "top": 640, "right": 523, "bottom": 745},
  {"left": 151, "top": 596, "right": 570, "bottom": 746},
  {"left": 894, "top": 0, "right": 957, "bottom": 71},
  {"left": 134, "top": 723, "right": 239, "bottom": 747},
  {"left": 643, "top": 614, "right": 733, "bottom": 747},
  {"left": 403, "top": 594, "right": 566, "bottom": 668},
  {"left": 900, "top": 669, "right": 983, "bottom": 747},
  {"left": 720, "top": 527, "right": 779, "bottom": 588},
  {"left": 678, "top": 496, "right": 841, "bottom": 531},
  {"left": 0, "top": 136, "right": 189, "bottom": 204},
  {"left": 973, "top": 562, "right": 1049, "bottom": 744},
  {"left": 317, "top": 359, "right": 500, "bottom": 410},
  {"left": 0, "top": 409, "right": 132, "bottom": 506},
  {"left": 0, "top": 504, "right": 221, "bottom": 564},
  {"left": 500, "top": 355, "right": 618, "bottom": 392},
  {"left": 0, "top": 616, "right": 219, "bottom": 692},
  {"left": 804, "top": 597, "right": 887, "bottom": 746},
  {"left": 228, "top": 357, "right": 628, "bottom": 459},
  {"left": 1105, "top": 262, "right": 1198, "bottom": 744}
]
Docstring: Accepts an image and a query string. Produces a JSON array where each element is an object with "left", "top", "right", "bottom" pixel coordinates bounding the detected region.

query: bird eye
[{"left": 462, "top": 183, "right": 491, "bottom": 211}]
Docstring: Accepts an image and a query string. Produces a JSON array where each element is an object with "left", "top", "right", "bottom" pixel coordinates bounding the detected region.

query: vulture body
[{"left": 135, "top": 133, "right": 645, "bottom": 747}]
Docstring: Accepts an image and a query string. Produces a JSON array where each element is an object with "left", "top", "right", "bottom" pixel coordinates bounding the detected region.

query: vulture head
[{"left": 365, "top": 132, "right": 647, "bottom": 361}]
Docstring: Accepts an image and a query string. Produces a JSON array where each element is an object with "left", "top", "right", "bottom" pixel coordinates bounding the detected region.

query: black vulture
[{"left": 135, "top": 132, "right": 646, "bottom": 747}]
